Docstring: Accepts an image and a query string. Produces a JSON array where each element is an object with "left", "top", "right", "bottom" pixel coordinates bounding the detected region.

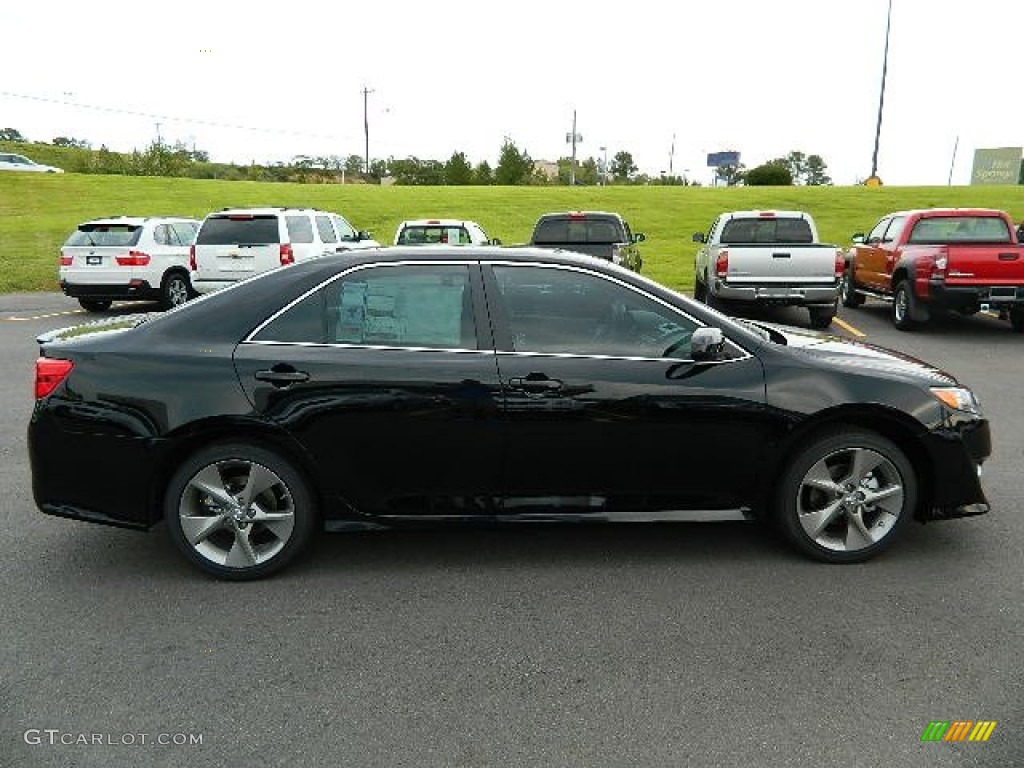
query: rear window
[
  {"left": 64, "top": 224, "right": 142, "bottom": 247},
  {"left": 907, "top": 216, "right": 1012, "bottom": 244},
  {"left": 719, "top": 217, "right": 813, "bottom": 244},
  {"left": 397, "top": 225, "right": 471, "bottom": 245},
  {"left": 196, "top": 215, "right": 280, "bottom": 245},
  {"left": 532, "top": 217, "right": 623, "bottom": 244}
]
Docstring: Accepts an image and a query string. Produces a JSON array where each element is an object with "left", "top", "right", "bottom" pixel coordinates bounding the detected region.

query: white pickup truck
[{"left": 692, "top": 210, "right": 843, "bottom": 329}]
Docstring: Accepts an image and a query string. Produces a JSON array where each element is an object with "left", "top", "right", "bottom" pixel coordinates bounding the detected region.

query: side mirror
[
  {"left": 692, "top": 232, "right": 706, "bottom": 243},
  {"left": 357, "top": 230, "right": 371, "bottom": 241},
  {"left": 489, "top": 237, "right": 502, "bottom": 246},
  {"left": 850, "top": 233, "right": 865, "bottom": 244},
  {"left": 691, "top": 327, "right": 725, "bottom": 361},
  {"left": 632, "top": 232, "right": 646, "bottom": 243}
]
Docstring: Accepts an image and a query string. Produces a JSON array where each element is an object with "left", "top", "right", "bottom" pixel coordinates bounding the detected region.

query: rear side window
[
  {"left": 253, "top": 265, "right": 475, "bottom": 349},
  {"left": 196, "top": 216, "right": 280, "bottom": 245},
  {"left": 64, "top": 224, "right": 142, "bottom": 247},
  {"left": 286, "top": 215, "right": 315, "bottom": 244},
  {"left": 719, "top": 218, "right": 813, "bottom": 244},
  {"left": 532, "top": 217, "right": 622, "bottom": 244},
  {"left": 315, "top": 216, "right": 338, "bottom": 243}
]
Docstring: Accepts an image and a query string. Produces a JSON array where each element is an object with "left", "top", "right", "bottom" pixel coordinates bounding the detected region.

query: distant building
[
  {"left": 534, "top": 160, "right": 559, "bottom": 181},
  {"left": 970, "top": 147, "right": 1022, "bottom": 185}
]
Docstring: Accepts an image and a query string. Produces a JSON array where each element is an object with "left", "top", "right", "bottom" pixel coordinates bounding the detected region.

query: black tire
[
  {"left": 164, "top": 443, "right": 317, "bottom": 580},
  {"left": 160, "top": 271, "right": 192, "bottom": 310},
  {"left": 808, "top": 305, "right": 836, "bottom": 330},
  {"left": 775, "top": 428, "right": 916, "bottom": 563},
  {"left": 1010, "top": 308, "right": 1024, "bottom": 333},
  {"left": 78, "top": 298, "right": 112, "bottom": 312},
  {"left": 892, "top": 280, "right": 928, "bottom": 331},
  {"left": 839, "top": 271, "right": 864, "bottom": 308},
  {"left": 693, "top": 275, "right": 707, "bottom": 302}
]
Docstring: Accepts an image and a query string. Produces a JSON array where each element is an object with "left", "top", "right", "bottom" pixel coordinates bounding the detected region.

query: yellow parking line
[
  {"left": 832, "top": 317, "right": 866, "bottom": 338},
  {"left": 2, "top": 309, "right": 86, "bottom": 322}
]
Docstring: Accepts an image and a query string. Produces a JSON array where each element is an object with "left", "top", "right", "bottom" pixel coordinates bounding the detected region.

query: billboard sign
[
  {"left": 707, "top": 151, "right": 740, "bottom": 167},
  {"left": 970, "top": 147, "right": 1022, "bottom": 185}
]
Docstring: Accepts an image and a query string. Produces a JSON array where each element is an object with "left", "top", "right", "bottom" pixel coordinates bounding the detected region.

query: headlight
[{"left": 931, "top": 386, "right": 982, "bottom": 415}]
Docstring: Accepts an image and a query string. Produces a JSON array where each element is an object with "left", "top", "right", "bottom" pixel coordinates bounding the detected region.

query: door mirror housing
[
  {"left": 850, "top": 233, "right": 865, "bottom": 245},
  {"left": 632, "top": 232, "right": 646, "bottom": 244},
  {"left": 692, "top": 232, "right": 706, "bottom": 243},
  {"left": 691, "top": 327, "right": 725, "bottom": 361}
]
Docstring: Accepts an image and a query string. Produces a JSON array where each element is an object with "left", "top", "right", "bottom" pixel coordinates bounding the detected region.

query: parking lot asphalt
[{"left": 1, "top": 293, "right": 1021, "bottom": 767}]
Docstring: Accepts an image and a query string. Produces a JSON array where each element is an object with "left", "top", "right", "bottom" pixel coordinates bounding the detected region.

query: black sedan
[{"left": 29, "top": 247, "right": 991, "bottom": 579}]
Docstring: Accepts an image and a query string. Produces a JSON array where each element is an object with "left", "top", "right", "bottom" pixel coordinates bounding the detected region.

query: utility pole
[
  {"left": 669, "top": 133, "right": 676, "bottom": 177},
  {"left": 154, "top": 122, "right": 163, "bottom": 146},
  {"left": 947, "top": 135, "right": 959, "bottom": 186},
  {"left": 363, "top": 86, "right": 375, "bottom": 175},
  {"left": 868, "top": 0, "right": 893, "bottom": 185},
  {"left": 566, "top": 110, "right": 582, "bottom": 186}
]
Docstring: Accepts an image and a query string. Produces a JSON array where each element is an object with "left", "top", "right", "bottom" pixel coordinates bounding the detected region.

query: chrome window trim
[{"left": 244, "top": 339, "right": 493, "bottom": 355}]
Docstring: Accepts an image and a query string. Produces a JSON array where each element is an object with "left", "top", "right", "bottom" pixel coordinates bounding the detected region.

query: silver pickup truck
[{"left": 692, "top": 210, "right": 842, "bottom": 329}]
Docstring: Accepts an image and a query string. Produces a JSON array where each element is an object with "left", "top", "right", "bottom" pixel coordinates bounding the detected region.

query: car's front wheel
[
  {"left": 775, "top": 429, "right": 916, "bottom": 563},
  {"left": 164, "top": 443, "right": 317, "bottom": 579}
]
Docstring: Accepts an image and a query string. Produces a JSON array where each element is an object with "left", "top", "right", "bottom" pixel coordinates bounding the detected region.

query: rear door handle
[
  {"left": 509, "top": 375, "right": 563, "bottom": 393},
  {"left": 255, "top": 368, "right": 310, "bottom": 387}
]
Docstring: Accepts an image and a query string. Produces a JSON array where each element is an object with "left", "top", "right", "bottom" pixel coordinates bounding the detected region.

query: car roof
[
  {"left": 398, "top": 219, "right": 478, "bottom": 227},
  {"left": 884, "top": 208, "right": 1009, "bottom": 218},
  {"left": 208, "top": 207, "right": 331, "bottom": 216},
  {"left": 721, "top": 210, "right": 810, "bottom": 218},
  {"left": 78, "top": 216, "right": 199, "bottom": 226},
  {"left": 536, "top": 211, "right": 623, "bottom": 219}
]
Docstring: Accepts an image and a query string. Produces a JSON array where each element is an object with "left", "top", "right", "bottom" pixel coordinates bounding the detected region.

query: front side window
[
  {"left": 491, "top": 265, "right": 699, "bottom": 359},
  {"left": 252, "top": 264, "right": 476, "bottom": 350},
  {"left": 333, "top": 216, "right": 357, "bottom": 241},
  {"left": 171, "top": 222, "right": 199, "bottom": 244}
]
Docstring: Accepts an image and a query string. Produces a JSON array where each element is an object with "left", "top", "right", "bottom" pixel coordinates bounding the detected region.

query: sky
[{"left": 3, "top": 0, "right": 1022, "bottom": 186}]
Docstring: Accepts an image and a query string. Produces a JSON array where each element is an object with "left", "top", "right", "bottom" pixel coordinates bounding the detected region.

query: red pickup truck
[{"left": 840, "top": 208, "right": 1024, "bottom": 331}]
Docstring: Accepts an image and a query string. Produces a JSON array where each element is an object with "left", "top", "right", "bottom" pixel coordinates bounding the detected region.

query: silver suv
[
  {"left": 60, "top": 216, "right": 200, "bottom": 311},
  {"left": 191, "top": 207, "right": 380, "bottom": 294}
]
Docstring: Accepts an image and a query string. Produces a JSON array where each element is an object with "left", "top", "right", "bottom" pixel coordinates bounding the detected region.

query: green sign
[{"left": 971, "top": 147, "right": 1022, "bottom": 185}]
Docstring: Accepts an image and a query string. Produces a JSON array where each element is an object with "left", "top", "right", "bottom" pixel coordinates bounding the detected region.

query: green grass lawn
[{"left": 3, "top": 173, "right": 1024, "bottom": 294}]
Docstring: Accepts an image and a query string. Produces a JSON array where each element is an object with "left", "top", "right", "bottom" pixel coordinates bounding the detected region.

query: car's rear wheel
[
  {"left": 160, "top": 271, "right": 192, "bottom": 310},
  {"left": 775, "top": 429, "right": 916, "bottom": 563},
  {"left": 839, "top": 271, "right": 864, "bottom": 308},
  {"left": 78, "top": 298, "right": 112, "bottom": 312},
  {"left": 808, "top": 305, "right": 836, "bottom": 329},
  {"left": 164, "top": 443, "right": 316, "bottom": 580},
  {"left": 1009, "top": 308, "right": 1024, "bottom": 332},
  {"left": 892, "top": 280, "right": 927, "bottom": 330}
]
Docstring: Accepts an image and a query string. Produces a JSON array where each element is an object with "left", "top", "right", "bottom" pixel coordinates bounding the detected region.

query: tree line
[{"left": 1, "top": 127, "right": 830, "bottom": 186}]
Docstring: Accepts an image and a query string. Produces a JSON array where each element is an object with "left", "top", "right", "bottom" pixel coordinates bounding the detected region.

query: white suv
[
  {"left": 59, "top": 216, "right": 200, "bottom": 311},
  {"left": 394, "top": 219, "right": 500, "bottom": 245},
  {"left": 191, "top": 207, "right": 380, "bottom": 294}
]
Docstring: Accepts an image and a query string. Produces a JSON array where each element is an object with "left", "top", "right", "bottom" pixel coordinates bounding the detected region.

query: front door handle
[
  {"left": 255, "top": 367, "right": 310, "bottom": 387},
  {"left": 509, "top": 375, "right": 563, "bottom": 393}
]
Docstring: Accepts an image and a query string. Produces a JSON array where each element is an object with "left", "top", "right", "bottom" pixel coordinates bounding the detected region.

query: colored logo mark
[{"left": 921, "top": 721, "right": 997, "bottom": 742}]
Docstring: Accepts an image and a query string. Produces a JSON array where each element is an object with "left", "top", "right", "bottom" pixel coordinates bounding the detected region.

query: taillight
[
  {"left": 59, "top": 253, "right": 72, "bottom": 266},
  {"left": 115, "top": 250, "right": 150, "bottom": 266},
  {"left": 933, "top": 254, "right": 948, "bottom": 279},
  {"left": 715, "top": 250, "right": 729, "bottom": 278},
  {"left": 835, "top": 249, "right": 845, "bottom": 278},
  {"left": 189, "top": 244, "right": 197, "bottom": 271},
  {"left": 280, "top": 244, "right": 294, "bottom": 265},
  {"left": 35, "top": 358, "right": 74, "bottom": 399}
]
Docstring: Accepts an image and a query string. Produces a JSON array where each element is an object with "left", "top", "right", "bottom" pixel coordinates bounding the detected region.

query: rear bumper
[
  {"left": 712, "top": 280, "right": 838, "bottom": 306},
  {"left": 60, "top": 280, "right": 156, "bottom": 300},
  {"left": 926, "top": 281, "right": 1024, "bottom": 310}
]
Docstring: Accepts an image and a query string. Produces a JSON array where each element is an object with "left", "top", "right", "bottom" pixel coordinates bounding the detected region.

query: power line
[{"left": 0, "top": 90, "right": 359, "bottom": 142}]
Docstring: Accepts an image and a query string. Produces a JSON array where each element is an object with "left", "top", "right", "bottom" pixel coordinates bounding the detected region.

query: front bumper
[
  {"left": 712, "top": 280, "right": 838, "bottom": 306},
  {"left": 917, "top": 417, "right": 991, "bottom": 521}
]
